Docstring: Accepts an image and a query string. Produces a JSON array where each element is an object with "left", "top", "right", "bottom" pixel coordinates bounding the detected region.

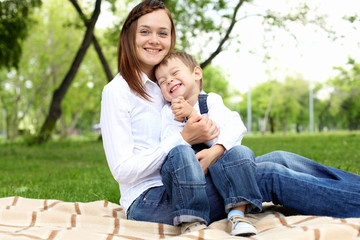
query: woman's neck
[{"left": 142, "top": 67, "right": 156, "bottom": 82}]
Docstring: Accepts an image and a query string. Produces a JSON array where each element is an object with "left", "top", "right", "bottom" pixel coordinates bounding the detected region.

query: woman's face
[{"left": 136, "top": 10, "right": 172, "bottom": 76}]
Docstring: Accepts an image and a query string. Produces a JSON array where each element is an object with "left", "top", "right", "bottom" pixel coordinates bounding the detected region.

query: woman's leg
[
  {"left": 255, "top": 151, "right": 360, "bottom": 218},
  {"left": 126, "top": 186, "right": 173, "bottom": 225},
  {"left": 255, "top": 150, "right": 360, "bottom": 183},
  {"left": 160, "top": 145, "right": 210, "bottom": 226},
  {"left": 208, "top": 145, "right": 262, "bottom": 214},
  {"left": 126, "top": 175, "right": 226, "bottom": 225}
]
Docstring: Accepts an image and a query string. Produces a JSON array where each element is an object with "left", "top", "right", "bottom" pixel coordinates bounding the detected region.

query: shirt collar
[{"left": 140, "top": 72, "right": 158, "bottom": 86}]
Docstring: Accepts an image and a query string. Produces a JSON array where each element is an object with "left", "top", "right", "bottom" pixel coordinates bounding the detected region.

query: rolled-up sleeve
[{"left": 207, "top": 93, "right": 247, "bottom": 150}]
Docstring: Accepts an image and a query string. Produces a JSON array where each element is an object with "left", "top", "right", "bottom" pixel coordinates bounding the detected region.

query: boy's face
[{"left": 155, "top": 58, "right": 202, "bottom": 102}]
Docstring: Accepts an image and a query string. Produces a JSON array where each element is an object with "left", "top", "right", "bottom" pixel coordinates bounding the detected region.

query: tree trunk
[
  {"left": 269, "top": 116, "right": 275, "bottom": 133},
  {"left": 261, "top": 94, "right": 273, "bottom": 134},
  {"left": 69, "top": 0, "right": 113, "bottom": 82},
  {"left": 34, "top": 0, "right": 102, "bottom": 144}
]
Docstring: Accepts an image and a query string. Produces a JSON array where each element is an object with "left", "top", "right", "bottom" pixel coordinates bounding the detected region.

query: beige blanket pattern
[{"left": 0, "top": 196, "right": 359, "bottom": 240}]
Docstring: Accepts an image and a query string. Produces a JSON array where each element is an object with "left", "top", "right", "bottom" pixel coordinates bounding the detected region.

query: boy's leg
[
  {"left": 208, "top": 145, "right": 261, "bottom": 236},
  {"left": 255, "top": 151, "right": 360, "bottom": 218},
  {"left": 161, "top": 145, "right": 210, "bottom": 226},
  {"left": 208, "top": 145, "right": 262, "bottom": 214}
]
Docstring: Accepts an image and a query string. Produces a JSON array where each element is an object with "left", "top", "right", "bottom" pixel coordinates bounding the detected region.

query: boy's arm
[
  {"left": 171, "top": 96, "right": 199, "bottom": 122},
  {"left": 161, "top": 104, "right": 188, "bottom": 143},
  {"left": 195, "top": 93, "right": 246, "bottom": 175},
  {"left": 206, "top": 93, "right": 247, "bottom": 150}
]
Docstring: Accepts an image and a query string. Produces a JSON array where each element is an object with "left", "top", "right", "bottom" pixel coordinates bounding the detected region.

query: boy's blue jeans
[{"left": 127, "top": 145, "right": 360, "bottom": 225}]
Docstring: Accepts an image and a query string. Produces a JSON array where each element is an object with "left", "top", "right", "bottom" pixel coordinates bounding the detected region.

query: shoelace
[{"left": 229, "top": 216, "right": 252, "bottom": 228}]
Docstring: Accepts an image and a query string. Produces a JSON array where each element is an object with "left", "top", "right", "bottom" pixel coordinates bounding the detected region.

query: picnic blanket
[{"left": 0, "top": 196, "right": 359, "bottom": 240}]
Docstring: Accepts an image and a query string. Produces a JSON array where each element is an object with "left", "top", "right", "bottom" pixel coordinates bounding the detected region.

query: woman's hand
[
  {"left": 196, "top": 144, "right": 225, "bottom": 175},
  {"left": 181, "top": 114, "right": 219, "bottom": 145}
]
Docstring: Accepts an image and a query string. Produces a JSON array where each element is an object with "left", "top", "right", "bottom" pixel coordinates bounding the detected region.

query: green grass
[
  {"left": 242, "top": 131, "right": 360, "bottom": 174},
  {"left": 0, "top": 132, "right": 359, "bottom": 203},
  {"left": 0, "top": 140, "right": 120, "bottom": 203}
]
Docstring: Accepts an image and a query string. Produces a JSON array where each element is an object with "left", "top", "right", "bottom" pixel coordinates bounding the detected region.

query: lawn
[
  {"left": 243, "top": 131, "right": 360, "bottom": 174},
  {"left": 0, "top": 132, "right": 359, "bottom": 204}
]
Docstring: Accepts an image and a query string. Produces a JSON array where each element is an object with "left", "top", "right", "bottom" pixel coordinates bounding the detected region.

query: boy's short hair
[{"left": 156, "top": 51, "right": 203, "bottom": 90}]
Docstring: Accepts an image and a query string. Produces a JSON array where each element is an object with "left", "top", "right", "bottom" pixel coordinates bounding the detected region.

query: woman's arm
[
  {"left": 101, "top": 82, "right": 186, "bottom": 185},
  {"left": 181, "top": 115, "right": 220, "bottom": 145}
]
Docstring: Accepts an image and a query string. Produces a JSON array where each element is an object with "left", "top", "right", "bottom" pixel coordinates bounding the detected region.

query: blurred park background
[
  {"left": 0, "top": 0, "right": 359, "bottom": 201},
  {"left": 1, "top": 0, "right": 360, "bottom": 142}
]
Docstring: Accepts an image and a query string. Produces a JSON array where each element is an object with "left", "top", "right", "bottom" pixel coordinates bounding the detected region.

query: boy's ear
[{"left": 194, "top": 66, "right": 202, "bottom": 81}]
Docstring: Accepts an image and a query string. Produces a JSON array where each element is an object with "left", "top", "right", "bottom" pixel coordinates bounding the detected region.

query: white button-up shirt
[
  {"left": 161, "top": 92, "right": 247, "bottom": 151},
  {"left": 100, "top": 73, "right": 188, "bottom": 214}
]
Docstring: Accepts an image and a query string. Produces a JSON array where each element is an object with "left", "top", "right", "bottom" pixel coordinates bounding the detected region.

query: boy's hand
[
  {"left": 196, "top": 144, "right": 225, "bottom": 175},
  {"left": 171, "top": 97, "right": 197, "bottom": 121}
]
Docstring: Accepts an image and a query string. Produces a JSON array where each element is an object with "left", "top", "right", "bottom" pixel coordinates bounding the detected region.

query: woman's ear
[{"left": 193, "top": 66, "right": 203, "bottom": 82}]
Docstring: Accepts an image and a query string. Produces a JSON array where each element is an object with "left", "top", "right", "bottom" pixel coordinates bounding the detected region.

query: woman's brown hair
[{"left": 118, "top": 0, "right": 176, "bottom": 101}]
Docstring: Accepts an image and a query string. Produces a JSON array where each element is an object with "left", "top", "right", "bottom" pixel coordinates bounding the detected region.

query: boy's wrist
[{"left": 187, "top": 108, "right": 196, "bottom": 118}]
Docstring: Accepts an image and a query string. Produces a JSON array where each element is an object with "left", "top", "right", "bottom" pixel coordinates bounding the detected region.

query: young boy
[{"left": 155, "top": 51, "right": 261, "bottom": 237}]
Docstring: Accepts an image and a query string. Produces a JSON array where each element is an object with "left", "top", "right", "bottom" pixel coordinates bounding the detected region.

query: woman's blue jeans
[
  {"left": 255, "top": 149, "right": 360, "bottom": 217},
  {"left": 127, "top": 145, "right": 360, "bottom": 226}
]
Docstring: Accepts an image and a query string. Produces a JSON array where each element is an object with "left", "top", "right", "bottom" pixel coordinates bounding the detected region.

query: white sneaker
[{"left": 228, "top": 215, "right": 257, "bottom": 236}]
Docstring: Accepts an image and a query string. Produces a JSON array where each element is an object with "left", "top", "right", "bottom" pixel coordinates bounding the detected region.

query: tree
[
  {"left": 33, "top": 0, "right": 102, "bottom": 143},
  {"left": 239, "top": 76, "right": 315, "bottom": 134},
  {"left": 202, "top": 65, "right": 231, "bottom": 100},
  {"left": 69, "top": 0, "right": 113, "bottom": 82},
  {"left": 2, "top": 0, "right": 337, "bottom": 142},
  {"left": 328, "top": 58, "right": 360, "bottom": 130},
  {"left": 240, "top": 81, "right": 277, "bottom": 133},
  {"left": 271, "top": 77, "right": 306, "bottom": 133},
  {"left": 0, "top": 0, "right": 101, "bottom": 139},
  {"left": 0, "top": 0, "right": 42, "bottom": 69}
]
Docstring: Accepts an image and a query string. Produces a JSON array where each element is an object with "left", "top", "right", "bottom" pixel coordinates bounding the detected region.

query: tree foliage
[
  {"left": 0, "top": 0, "right": 41, "bottom": 69},
  {"left": 240, "top": 77, "right": 316, "bottom": 133},
  {"left": 327, "top": 58, "right": 360, "bottom": 130},
  {"left": 1, "top": 0, "right": 359, "bottom": 142},
  {"left": 0, "top": 0, "right": 94, "bottom": 139}
]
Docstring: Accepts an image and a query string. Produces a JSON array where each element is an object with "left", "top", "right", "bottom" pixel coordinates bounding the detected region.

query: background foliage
[{"left": 0, "top": 0, "right": 359, "bottom": 142}]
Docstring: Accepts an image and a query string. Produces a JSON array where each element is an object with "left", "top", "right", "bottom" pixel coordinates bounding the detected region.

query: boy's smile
[{"left": 155, "top": 58, "right": 202, "bottom": 102}]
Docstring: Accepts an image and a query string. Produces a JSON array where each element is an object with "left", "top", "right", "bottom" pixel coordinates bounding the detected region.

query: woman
[
  {"left": 100, "top": 0, "right": 360, "bottom": 236},
  {"left": 100, "top": 0, "right": 226, "bottom": 233}
]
